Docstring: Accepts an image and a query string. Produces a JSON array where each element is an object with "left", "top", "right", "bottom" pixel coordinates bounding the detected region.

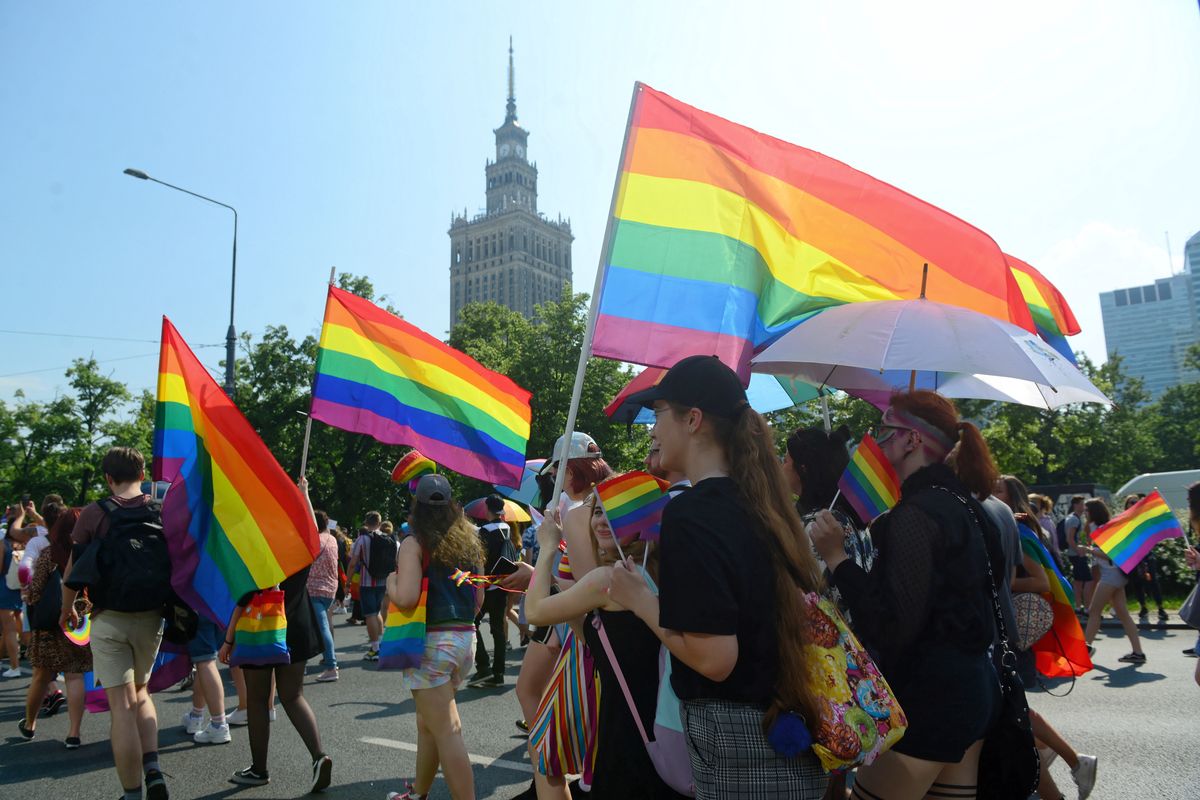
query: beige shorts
[{"left": 91, "top": 610, "right": 164, "bottom": 689}]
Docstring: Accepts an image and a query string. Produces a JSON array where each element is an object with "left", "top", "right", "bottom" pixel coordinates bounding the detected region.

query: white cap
[{"left": 539, "top": 432, "right": 601, "bottom": 474}]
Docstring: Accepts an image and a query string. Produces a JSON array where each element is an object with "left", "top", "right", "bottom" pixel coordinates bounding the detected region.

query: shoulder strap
[{"left": 590, "top": 615, "right": 652, "bottom": 747}]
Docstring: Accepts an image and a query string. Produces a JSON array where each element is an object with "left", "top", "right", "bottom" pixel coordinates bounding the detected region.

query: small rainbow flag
[
  {"left": 837, "top": 434, "right": 901, "bottom": 524},
  {"left": 1019, "top": 525, "right": 1092, "bottom": 678},
  {"left": 1007, "top": 255, "right": 1081, "bottom": 365},
  {"left": 311, "top": 286, "right": 531, "bottom": 487},
  {"left": 392, "top": 449, "right": 437, "bottom": 489},
  {"left": 154, "top": 317, "right": 320, "bottom": 627},
  {"left": 1091, "top": 491, "right": 1184, "bottom": 574},
  {"left": 595, "top": 471, "right": 671, "bottom": 543}
]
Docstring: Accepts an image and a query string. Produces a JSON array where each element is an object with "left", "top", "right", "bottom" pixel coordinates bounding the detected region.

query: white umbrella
[{"left": 751, "top": 299, "right": 1110, "bottom": 409}]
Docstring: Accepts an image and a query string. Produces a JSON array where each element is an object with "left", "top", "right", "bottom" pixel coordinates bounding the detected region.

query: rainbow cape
[
  {"left": 311, "top": 286, "right": 531, "bottom": 487},
  {"left": 591, "top": 83, "right": 1035, "bottom": 379},
  {"left": 1007, "top": 255, "right": 1080, "bottom": 364},
  {"left": 1018, "top": 525, "right": 1092, "bottom": 679},
  {"left": 837, "top": 434, "right": 901, "bottom": 524},
  {"left": 154, "top": 318, "right": 320, "bottom": 627},
  {"left": 392, "top": 449, "right": 437, "bottom": 489},
  {"left": 595, "top": 471, "right": 671, "bottom": 543},
  {"left": 1091, "top": 491, "right": 1184, "bottom": 574}
]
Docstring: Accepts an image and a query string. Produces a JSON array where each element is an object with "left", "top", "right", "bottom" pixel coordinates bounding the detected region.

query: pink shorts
[{"left": 399, "top": 627, "right": 475, "bottom": 692}]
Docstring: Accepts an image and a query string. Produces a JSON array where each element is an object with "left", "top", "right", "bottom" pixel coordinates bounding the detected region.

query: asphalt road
[{"left": 2, "top": 615, "right": 1198, "bottom": 799}]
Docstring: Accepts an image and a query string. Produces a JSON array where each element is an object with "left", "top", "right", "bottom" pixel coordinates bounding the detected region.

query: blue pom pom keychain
[{"left": 767, "top": 711, "right": 813, "bottom": 758}]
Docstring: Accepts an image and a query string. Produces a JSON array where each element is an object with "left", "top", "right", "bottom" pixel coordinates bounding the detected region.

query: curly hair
[{"left": 409, "top": 501, "right": 485, "bottom": 570}]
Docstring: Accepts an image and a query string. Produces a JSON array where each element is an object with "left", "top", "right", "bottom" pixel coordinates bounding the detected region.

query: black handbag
[{"left": 945, "top": 489, "right": 1040, "bottom": 800}]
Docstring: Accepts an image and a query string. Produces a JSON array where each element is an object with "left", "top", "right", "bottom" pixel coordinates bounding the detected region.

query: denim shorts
[
  {"left": 360, "top": 585, "right": 387, "bottom": 616},
  {"left": 187, "top": 617, "right": 224, "bottom": 662}
]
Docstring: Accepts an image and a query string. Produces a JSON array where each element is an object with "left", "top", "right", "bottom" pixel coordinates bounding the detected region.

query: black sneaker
[
  {"left": 43, "top": 692, "right": 66, "bottom": 717},
  {"left": 17, "top": 717, "right": 34, "bottom": 741},
  {"left": 467, "top": 674, "right": 503, "bottom": 689},
  {"left": 145, "top": 768, "right": 169, "bottom": 800},
  {"left": 231, "top": 766, "right": 270, "bottom": 786},
  {"left": 511, "top": 780, "right": 538, "bottom": 800},
  {"left": 1117, "top": 651, "right": 1147, "bottom": 664},
  {"left": 64, "top": 736, "right": 81, "bottom": 750},
  {"left": 311, "top": 755, "right": 333, "bottom": 792},
  {"left": 1138, "top": 608, "right": 1149, "bottom": 618},
  {"left": 1158, "top": 610, "right": 1169, "bottom": 623},
  {"left": 1086, "top": 644, "right": 1096, "bottom": 657},
  {"left": 1184, "top": 647, "right": 1199, "bottom": 658}
]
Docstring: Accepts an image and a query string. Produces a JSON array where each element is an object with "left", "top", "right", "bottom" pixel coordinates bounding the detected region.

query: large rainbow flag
[
  {"left": 311, "top": 286, "right": 531, "bottom": 487},
  {"left": 590, "top": 83, "right": 1036, "bottom": 379},
  {"left": 1091, "top": 491, "right": 1185, "bottom": 574},
  {"left": 1018, "top": 525, "right": 1092, "bottom": 679},
  {"left": 837, "top": 434, "right": 901, "bottom": 524},
  {"left": 155, "top": 318, "right": 320, "bottom": 627},
  {"left": 1006, "top": 255, "right": 1081, "bottom": 364}
]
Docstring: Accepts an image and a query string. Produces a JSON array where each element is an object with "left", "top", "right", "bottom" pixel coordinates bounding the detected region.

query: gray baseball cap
[{"left": 414, "top": 474, "right": 452, "bottom": 506}]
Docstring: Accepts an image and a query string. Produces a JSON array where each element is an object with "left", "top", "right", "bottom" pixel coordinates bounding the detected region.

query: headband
[{"left": 882, "top": 406, "right": 956, "bottom": 460}]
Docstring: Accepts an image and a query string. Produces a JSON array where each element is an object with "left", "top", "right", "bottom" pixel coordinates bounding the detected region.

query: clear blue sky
[{"left": 3, "top": 1, "right": 1198, "bottom": 403}]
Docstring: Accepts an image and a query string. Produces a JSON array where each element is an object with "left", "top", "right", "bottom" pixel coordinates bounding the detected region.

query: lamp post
[{"left": 124, "top": 168, "right": 239, "bottom": 397}]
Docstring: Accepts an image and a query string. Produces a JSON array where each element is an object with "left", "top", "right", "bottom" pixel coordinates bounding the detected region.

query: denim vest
[{"left": 425, "top": 562, "right": 476, "bottom": 626}]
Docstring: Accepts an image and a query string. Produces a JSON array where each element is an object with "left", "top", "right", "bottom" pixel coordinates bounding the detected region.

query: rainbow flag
[
  {"left": 84, "top": 640, "right": 192, "bottom": 713},
  {"left": 1091, "top": 491, "right": 1184, "bottom": 574},
  {"left": 312, "top": 286, "right": 531, "bottom": 487},
  {"left": 154, "top": 318, "right": 320, "bottom": 627},
  {"left": 595, "top": 471, "right": 671, "bottom": 542},
  {"left": 837, "top": 434, "right": 901, "bottom": 524},
  {"left": 591, "top": 83, "right": 1035, "bottom": 379},
  {"left": 1006, "top": 255, "right": 1081, "bottom": 365},
  {"left": 1018, "top": 525, "right": 1092, "bottom": 679},
  {"left": 392, "top": 449, "right": 437, "bottom": 488}
]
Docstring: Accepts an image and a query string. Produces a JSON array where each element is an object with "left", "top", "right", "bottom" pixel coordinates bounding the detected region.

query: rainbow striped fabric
[
  {"left": 1007, "top": 255, "right": 1081, "bottom": 364},
  {"left": 1092, "top": 491, "right": 1184, "bottom": 574},
  {"left": 1019, "top": 525, "right": 1092, "bottom": 678},
  {"left": 378, "top": 579, "right": 428, "bottom": 670},
  {"left": 230, "top": 588, "right": 291, "bottom": 666},
  {"left": 595, "top": 471, "right": 671, "bottom": 543},
  {"left": 312, "top": 286, "right": 531, "bottom": 487},
  {"left": 591, "top": 83, "right": 1035, "bottom": 378},
  {"left": 838, "top": 434, "right": 901, "bottom": 524},
  {"left": 391, "top": 449, "right": 437, "bottom": 489},
  {"left": 154, "top": 318, "right": 319, "bottom": 627}
]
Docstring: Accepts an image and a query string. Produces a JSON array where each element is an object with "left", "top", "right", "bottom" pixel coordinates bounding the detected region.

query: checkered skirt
[{"left": 681, "top": 699, "right": 828, "bottom": 799}]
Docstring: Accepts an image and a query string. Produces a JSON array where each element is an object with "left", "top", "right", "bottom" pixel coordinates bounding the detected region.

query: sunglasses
[{"left": 871, "top": 425, "right": 913, "bottom": 446}]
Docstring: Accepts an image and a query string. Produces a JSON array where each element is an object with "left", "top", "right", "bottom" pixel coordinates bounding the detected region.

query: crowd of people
[{"left": 3, "top": 355, "right": 1200, "bottom": 800}]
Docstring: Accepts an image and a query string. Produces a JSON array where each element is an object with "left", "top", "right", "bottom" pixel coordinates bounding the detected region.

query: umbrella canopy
[
  {"left": 606, "top": 366, "right": 826, "bottom": 425},
  {"left": 494, "top": 459, "right": 546, "bottom": 508},
  {"left": 464, "top": 497, "right": 531, "bottom": 524},
  {"left": 751, "top": 299, "right": 1110, "bottom": 408}
]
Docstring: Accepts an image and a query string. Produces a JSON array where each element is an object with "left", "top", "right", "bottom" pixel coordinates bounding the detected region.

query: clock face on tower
[
  {"left": 499, "top": 143, "right": 511, "bottom": 157},
  {"left": 515, "top": 144, "right": 524, "bottom": 158}
]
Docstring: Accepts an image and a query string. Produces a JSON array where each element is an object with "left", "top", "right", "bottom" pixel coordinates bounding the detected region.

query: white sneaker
[
  {"left": 269, "top": 707, "right": 277, "bottom": 722},
  {"left": 194, "top": 722, "right": 231, "bottom": 744},
  {"left": 182, "top": 710, "right": 206, "bottom": 735},
  {"left": 2, "top": 668, "right": 22, "bottom": 679},
  {"left": 227, "top": 708, "right": 248, "bottom": 726},
  {"left": 1071, "top": 753, "right": 1098, "bottom": 800}
]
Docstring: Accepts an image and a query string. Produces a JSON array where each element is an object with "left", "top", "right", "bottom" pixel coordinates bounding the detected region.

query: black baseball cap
[
  {"left": 625, "top": 355, "right": 750, "bottom": 419},
  {"left": 414, "top": 474, "right": 453, "bottom": 506}
]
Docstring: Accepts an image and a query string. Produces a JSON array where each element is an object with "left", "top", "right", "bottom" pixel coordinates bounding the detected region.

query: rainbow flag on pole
[
  {"left": 311, "top": 286, "right": 531, "bottom": 487},
  {"left": 591, "top": 83, "right": 1035, "bottom": 379},
  {"left": 1006, "top": 255, "right": 1081, "bottom": 365},
  {"left": 595, "top": 471, "right": 672, "bottom": 542},
  {"left": 1019, "top": 525, "right": 1092, "bottom": 679},
  {"left": 837, "top": 434, "right": 901, "bottom": 524},
  {"left": 154, "top": 318, "right": 320, "bottom": 627},
  {"left": 1091, "top": 491, "right": 1185, "bottom": 574}
]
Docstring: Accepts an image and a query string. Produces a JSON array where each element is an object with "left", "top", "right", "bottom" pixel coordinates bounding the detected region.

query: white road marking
[{"left": 359, "top": 736, "right": 533, "bottom": 774}]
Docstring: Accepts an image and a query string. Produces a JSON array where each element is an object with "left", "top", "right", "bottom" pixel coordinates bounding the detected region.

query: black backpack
[
  {"left": 94, "top": 498, "right": 173, "bottom": 613},
  {"left": 480, "top": 522, "right": 518, "bottom": 572},
  {"left": 1055, "top": 516, "right": 1070, "bottom": 553},
  {"left": 366, "top": 531, "right": 399, "bottom": 580}
]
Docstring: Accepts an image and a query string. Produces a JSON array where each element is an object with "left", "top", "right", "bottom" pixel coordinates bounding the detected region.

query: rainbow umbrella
[{"left": 464, "top": 496, "right": 531, "bottom": 524}]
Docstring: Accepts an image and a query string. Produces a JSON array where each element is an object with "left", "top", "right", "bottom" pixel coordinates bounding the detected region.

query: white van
[{"left": 1115, "top": 470, "right": 1200, "bottom": 515}]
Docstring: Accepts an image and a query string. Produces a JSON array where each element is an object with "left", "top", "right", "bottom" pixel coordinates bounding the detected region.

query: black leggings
[{"left": 243, "top": 662, "right": 324, "bottom": 773}]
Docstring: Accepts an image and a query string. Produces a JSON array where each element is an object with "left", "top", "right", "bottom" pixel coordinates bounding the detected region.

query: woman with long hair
[
  {"left": 385, "top": 474, "right": 484, "bottom": 800},
  {"left": 609, "top": 355, "right": 828, "bottom": 799},
  {"left": 809, "top": 390, "right": 1004, "bottom": 799},
  {"left": 526, "top": 487, "right": 687, "bottom": 799},
  {"left": 18, "top": 507, "right": 90, "bottom": 746},
  {"left": 1081, "top": 498, "right": 1145, "bottom": 664}
]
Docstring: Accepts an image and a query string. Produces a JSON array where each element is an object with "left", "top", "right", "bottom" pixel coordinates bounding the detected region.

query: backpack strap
[{"left": 591, "top": 614, "right": 652, "bottom": 747}]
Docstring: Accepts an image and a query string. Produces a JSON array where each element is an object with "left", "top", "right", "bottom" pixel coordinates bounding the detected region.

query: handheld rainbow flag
[
  {"left": 1006, "top": 255, "right": 1081, "bottom": 365},
  {"left": 1091, "top": 491, "right": 1184, "bottom": 574},
  {"left": 595, "top": 471, "right": 671, "bottom": 543},
  {"left": 311, "top": 286, "right": 531, "bottom": 487},
  {"left": 392, "top": 449, "right": 437, "bottom": 490},
  {"left": 591, "top": 83, "right": 1035, "bottom": 379},
  {"left": 154, "top": 317, "right": 320, "bottom": 627},
  {"left": 1018, "top": 526, "right": 1092, "bottom": 678},
  {"left": 837, "top": 434, "right": 901, "bottom": 524}
]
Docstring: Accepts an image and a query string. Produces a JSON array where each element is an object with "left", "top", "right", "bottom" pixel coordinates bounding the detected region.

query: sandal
[{"left": 386, "top": 781, "right": 428, "bottom": 799}]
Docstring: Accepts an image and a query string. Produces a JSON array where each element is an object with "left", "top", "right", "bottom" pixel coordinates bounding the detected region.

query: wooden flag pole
[
  {"left": 908, "top": 263, "right": 929, "bottom": 392},
  {"left": 300, "top": 266, "right": 337, "bottom": 478}
]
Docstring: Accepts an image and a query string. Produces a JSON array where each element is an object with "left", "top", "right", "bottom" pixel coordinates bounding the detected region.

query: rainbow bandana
[{"left": 880, "top": 406, "right": 956, "bottom": 460}]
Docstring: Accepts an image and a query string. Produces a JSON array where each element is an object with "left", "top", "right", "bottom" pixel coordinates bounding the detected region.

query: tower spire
[{"left": 505, "top": 36, "right": 517, "bottom": 124}]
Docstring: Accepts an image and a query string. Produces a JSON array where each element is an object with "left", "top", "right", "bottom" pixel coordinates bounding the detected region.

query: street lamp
[{"left": 123, "top": 168, "right": 239, "bottom": 397}]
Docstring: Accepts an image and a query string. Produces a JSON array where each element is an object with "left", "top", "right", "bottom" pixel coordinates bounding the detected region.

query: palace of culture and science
[{"left": 448, "top": 42, "right": 574, "bottom": 327}]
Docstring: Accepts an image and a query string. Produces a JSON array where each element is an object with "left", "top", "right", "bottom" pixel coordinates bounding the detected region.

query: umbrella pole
[{"left": 908, "top": 263, "right": 929, "bottom": 393}]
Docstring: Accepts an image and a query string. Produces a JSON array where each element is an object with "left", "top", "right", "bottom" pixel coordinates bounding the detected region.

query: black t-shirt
[{"left": 657, "top": 476, "right": 778, "bottom": 705}]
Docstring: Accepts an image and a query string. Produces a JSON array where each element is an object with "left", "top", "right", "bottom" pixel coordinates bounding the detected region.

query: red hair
[{"left": 890, "top": 390, "right": 999, "bottom": 499}]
